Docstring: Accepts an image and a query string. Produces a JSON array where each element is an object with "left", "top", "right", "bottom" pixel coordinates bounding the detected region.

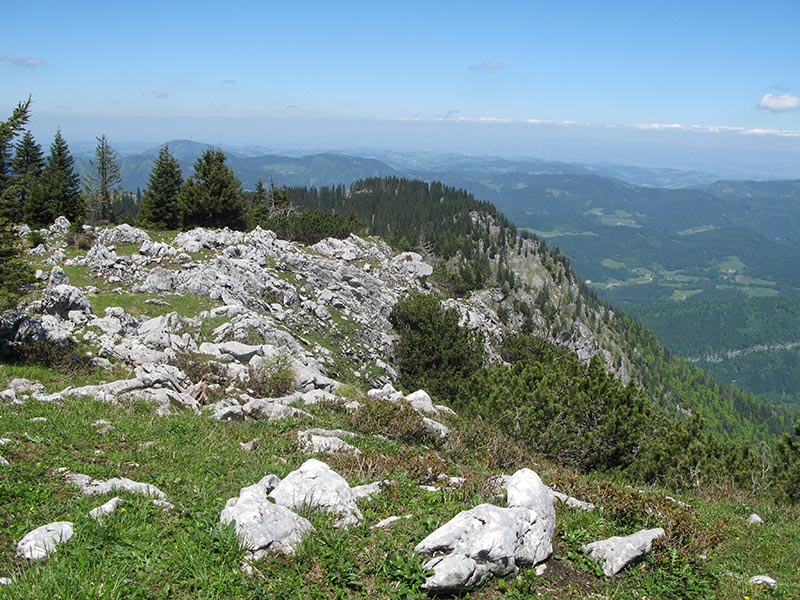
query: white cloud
[
  {"left": 4, "top": 54, "right": 45, "bottom": 67},
  {"left": 742, "top": 127, "right": 800, "bottom": 138},
  {"left": 151, "top": 88, "right": 169, "bottom": 99},
  {"left": 757, "top": 92, "right": 800, "bottom": 112},
  {"left": 221, "top": 79, "right": 236, "bottom": 84},
  {"left": 633, "top": 123, "right": 686, "bottom": 130},
  {"left": 395, "top": 113, "right": 800, "bottom": 139},
  {"left": 470, "top": 61, "right": 505, "bottom": 71}
]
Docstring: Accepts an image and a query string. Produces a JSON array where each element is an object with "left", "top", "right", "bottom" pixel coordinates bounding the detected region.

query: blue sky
[{"left": 4, "top": 1, "right": 800, "bottom": 175}]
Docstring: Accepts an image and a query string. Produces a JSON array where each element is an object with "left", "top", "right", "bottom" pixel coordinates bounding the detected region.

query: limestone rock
[
  {"left": 48, "top": 266, "right": 70, "bottom": 287},
  {"left": 297, "top": 430, "right": 360, "bottom": 455},
  {"left": 415, "top": 503, "right": 553, "bottom": 592},
  {"left": 550, "top": 490, "right": 596, "bottom": 511},
  {"left": 42, "top": 284, "right": 92, "bottom": 318},
  {"left": 351, "top": 481, "right": 387, "bottom": 500},
  {"left": 242, "top": 399, "right": 310, "bottom": 421},
  {"left": 66, "top": 473, "right": 168, "bottom": 501},
  {"left": 88, "top": 497, "right": 121, "bottom": 520},
  {"left": 583, "top": 527, "right": 665, "bottom": 576},
  {"left": 269, "top": 459, "right": 362, "bottom": 527},
  {"left": 747, "top": 513, "right": 763, "bottom": 526},
  {"left": 749, "top": 575, "right": 777, "bottom": 588},
  {"left": 421, "top": 417, "right": 449, "bottom": 439},
  {"left": 405, "top": 389, "right": 436, "bottom": 414},
  {"left": 16, "top": 521, "right": 74, "bottom": 560},
  {"left": 97, "top": 224, "right": 151, "bottom": 246},
  {"left": 210, "top": 404, "right": 244, "bottom": 422},
  {"left": 221, "top": 475, "right": 312, "bottom": 556},
  {"left": 371, "top": 515, "right": 412, "bottom": 530}
]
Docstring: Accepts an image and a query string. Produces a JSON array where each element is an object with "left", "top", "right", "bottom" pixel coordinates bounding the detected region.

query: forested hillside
[{"left": 273, "top": 178, "right": 796, "bottom": 448}]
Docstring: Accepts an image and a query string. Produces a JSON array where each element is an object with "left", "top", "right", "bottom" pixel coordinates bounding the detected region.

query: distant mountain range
[
  {"left": 74, "top": 139, "right": 726, "bottom": 193},
  {"left": 74, "top": 140, "right": 401, "bottom": 191}
]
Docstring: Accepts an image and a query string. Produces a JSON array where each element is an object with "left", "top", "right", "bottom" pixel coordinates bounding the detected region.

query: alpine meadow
[{"left": 3, "top": 2, "right": 800, "bottom": 598}]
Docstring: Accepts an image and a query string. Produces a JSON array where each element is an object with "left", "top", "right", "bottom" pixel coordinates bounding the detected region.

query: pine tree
[
  {"left": 5, "top": 130, "right": 45, "bottom": 223},
  {"left": 84, "top": 134, "right": 121, "bottom": 223},
  {"left": 30, "top": 129, "right": 83, "bottom": 226},
  {"left": 138, "top": 145, "right": 183, "bottom": 229},
  {"left": 179, "top": 147, "right": 246, "bottom": 230}
]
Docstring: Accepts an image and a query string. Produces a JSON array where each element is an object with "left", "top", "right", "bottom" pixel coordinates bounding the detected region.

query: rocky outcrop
[{"left": 64, "top": 364, "right": 200, "bottom": 415}]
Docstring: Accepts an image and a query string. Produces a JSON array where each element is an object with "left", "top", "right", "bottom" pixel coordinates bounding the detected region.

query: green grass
[{"left": 89, "top": 292, "right": 219, "bottom": 319}]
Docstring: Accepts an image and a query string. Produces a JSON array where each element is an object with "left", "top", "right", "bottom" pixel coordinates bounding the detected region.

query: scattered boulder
[
  {"left": 16, "top": 521, "right": 74, "bottom": 560},
  {"left": 371, "top": 514, "right": 412, "bottom": 530},
  {"left": 242, "top": 399, "right": 310, "bottom": 421},
  {"left": 549, "top": 490, "right": 596, "bottom": 511},
  {"left": 240, "top": 438, "right": 259, "bottom": 452},
  {"left": 297, "top": 430, "right": 360, "bottom": 455},
  {"left": 269, "top": 459, "right": 362, "bottom": 527},
  {"left": 747, "top": 513, "right": 763, "bottom": 526},
  {"left": 583, "top": 527, "right": 665, "bottom": 576},
  {"left": 415, "top": 467, "right": 556, "bottom": 592},
  {"left": 66, "top": 473, "right": 169, "bottom": 502},
  {"left": 221, "top": 475, "right": 312, "bottom": 559},
  {"left": 210, "top": 404, "right": 245, "bottom": 422},
  {"left": 748, "top": 575, "right": 777, "bottom": 588},
  {"left": 97, "top": 224, "right": 151, "bottom": 246},
  {"left": 421, "top": 417, "right": 449, "bottom": 439},
  {"left": 48, "top": 266, "right": 70, "bottom": 287},
  {"left": 415, "top": 503, "right": 553, "bottom": 592},
  {"left": 41, "top": 285, "right": 92, "bottom": 318}
]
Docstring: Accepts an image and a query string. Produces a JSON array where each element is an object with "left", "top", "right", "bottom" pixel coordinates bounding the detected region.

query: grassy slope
[{"left": 0, "top": 379, "right": 797, "bottom": 599}]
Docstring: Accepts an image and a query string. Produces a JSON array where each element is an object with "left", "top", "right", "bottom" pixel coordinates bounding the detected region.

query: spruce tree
[
  {"left": 138, "top": 145, "right": 183, "bottom": 229},
  {"left": 179, "top": 147, "right": 246, "bottom": 230},
  {"left": 0, "top": 97, "right": 31, "bottom": 218},
  {"left": 30, "top": 129, "right": 83, "bottom": 226},
  {"left": 6, "top": 130, "right": 45, "bottom": 223},
  {"left": 0, "top": 98, "right": 34, "bottom": 310},
  {"left": 84, "top": 134, "right": 121, "bottom": 223}
]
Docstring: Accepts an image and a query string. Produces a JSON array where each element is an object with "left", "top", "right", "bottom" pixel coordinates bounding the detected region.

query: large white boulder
[
  {"left": 220, "top": 475, "right": 311, "bottom": 557},
  {"left": 415, "top": 503, "right": 553, "bottom": 592}
]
